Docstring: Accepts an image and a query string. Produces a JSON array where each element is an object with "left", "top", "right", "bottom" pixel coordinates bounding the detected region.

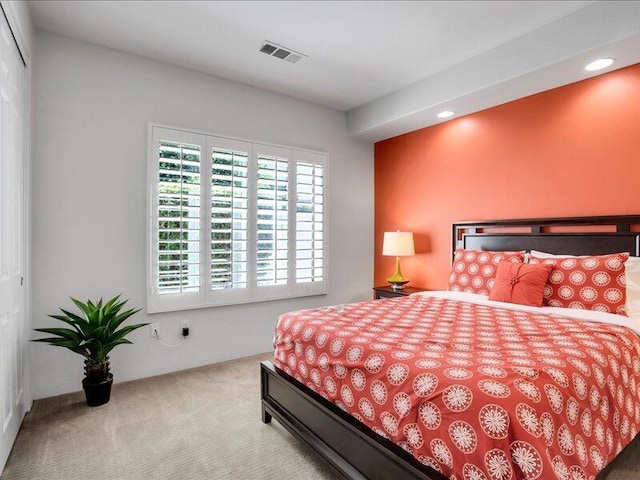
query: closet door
[{"left": 0, "top": 9, "right": 26, "bottom": 473}]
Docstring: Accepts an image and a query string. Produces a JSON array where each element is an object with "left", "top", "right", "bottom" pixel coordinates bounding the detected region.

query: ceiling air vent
[{"left": 259, "top": 41, "right": 306, "bottom": 64}]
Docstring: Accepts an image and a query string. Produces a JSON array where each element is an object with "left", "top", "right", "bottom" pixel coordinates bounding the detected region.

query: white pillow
[
  {"left": 625, "top": 257, "right": 640, "bottom": 319},
  {"left": 530, "top": 250, "right": 640, "bottom": 319},
  {"left": 530, "top": 249, "right": 581, "bottom": 258}
]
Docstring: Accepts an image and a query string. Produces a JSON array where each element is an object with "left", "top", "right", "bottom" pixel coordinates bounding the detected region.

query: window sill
[{"left": 147, "top": 287, "right": 328, "bottom": 314}]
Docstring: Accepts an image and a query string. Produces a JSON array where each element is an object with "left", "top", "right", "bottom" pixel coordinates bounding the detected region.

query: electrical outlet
[
  {"left": 150, "top": 322, "right": 159, "bottom": 339},
  {"left": 181, "top": 319, "right": 190, "bottom": 337}
]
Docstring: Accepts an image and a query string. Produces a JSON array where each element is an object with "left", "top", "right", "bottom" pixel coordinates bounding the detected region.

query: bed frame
[{"left": 261, "top": 215, "right": 640, "bottom": 480}]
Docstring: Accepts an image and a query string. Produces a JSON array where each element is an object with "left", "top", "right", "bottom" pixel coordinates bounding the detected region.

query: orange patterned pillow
[
  {"left": 489, "top": 261, "right": 554, "bottom": 307},
  {"left": 448, "top": 249, "right": 525, "bottom": 295},
  {"left": 529, "top": 253, "right": 629, "bottom": 314}
]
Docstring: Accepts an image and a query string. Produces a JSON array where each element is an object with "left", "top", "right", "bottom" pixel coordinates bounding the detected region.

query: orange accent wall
[{"left": 374, "top": 63, "right": 640, "bottom": 289}]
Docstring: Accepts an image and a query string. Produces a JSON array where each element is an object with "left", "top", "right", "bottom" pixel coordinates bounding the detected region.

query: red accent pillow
[
  {"left": 489, "top": 261, "right": 554, "bottom": 307},
  {"left": 529, "top": 253, "right": 629, "bottom": 314},
  {"left": 448, "top": 249, "right": 525, "bottom": 295}
]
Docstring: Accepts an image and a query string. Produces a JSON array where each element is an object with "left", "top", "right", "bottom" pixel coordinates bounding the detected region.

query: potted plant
[{"left": 33, "top": 295, "right": 147, "bottom": 406}]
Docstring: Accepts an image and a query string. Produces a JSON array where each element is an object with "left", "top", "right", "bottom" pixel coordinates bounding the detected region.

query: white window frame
[{"left": 147, "top": 124, "right": 328, "bottom": 313}]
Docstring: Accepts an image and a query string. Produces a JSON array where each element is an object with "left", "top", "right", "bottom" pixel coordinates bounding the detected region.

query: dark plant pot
[{"left": 82, "top": 374, "right": 113, "bottom": 407}]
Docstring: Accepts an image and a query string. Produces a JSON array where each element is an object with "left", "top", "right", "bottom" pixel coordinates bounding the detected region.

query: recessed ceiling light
[
  {"left": 585, "top": 58, "right": 614, "bottom": 72},
  {"left": 437, "top": 110, "right": 455, "bottom": 119}
]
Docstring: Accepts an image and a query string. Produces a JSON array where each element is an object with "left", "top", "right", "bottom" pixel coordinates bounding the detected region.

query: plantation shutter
[
  {"left": 149, "top": 128, "right": 207, "bottom": 312},
  {"left": 148, "top": 125, "right": 327, "bottom": 313},
  {"left": 157, "top": 141, "right": 201, "bottom": 294},
  {"left": 205, "top": 136, "right": 253, "bottom": 305},
  {"left": 210, "top": 147, "right": 249, "bottom": 290},
  {"left": 295, "top": 150, "right": 326, "bottom": 291},
  {"left": 255, "top": 145, "right": 291, "bottom": 289}
]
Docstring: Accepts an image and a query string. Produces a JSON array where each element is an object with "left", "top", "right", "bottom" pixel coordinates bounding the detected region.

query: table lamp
[{"left": 382, "top": 231, "right": 415, "bottom": 289}]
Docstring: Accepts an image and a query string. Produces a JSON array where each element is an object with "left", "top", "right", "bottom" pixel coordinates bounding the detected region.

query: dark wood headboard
[{"left": 452, "top": 215, "right": 640, "bottom": 258}]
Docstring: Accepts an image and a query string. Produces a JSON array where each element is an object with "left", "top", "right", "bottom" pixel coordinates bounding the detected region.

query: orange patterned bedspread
[{"left": 273, "top": 294, "right": 640, "bottom": 480}]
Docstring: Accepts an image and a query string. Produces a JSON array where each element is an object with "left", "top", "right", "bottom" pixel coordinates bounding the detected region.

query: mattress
[{"left": 273, "top": 291, "right": 640, "bottom": 479}]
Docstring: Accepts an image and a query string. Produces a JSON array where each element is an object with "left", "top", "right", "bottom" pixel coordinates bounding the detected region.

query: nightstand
[{"left": 373, "top": 285, "right": 430, "bottom": 299}]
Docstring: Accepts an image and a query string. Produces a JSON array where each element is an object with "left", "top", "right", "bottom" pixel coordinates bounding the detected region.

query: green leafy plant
[{"left": 33, "top": 295, "right": 147, "bottom": 383}]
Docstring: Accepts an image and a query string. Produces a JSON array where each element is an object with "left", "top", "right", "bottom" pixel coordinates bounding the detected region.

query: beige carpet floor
[{"left": 2, "top": 352, "right": 639, "bottom": 480}]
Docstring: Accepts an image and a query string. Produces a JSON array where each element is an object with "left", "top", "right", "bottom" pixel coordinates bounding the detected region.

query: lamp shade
[{"left": 382, "top": 231, "right": 415, "bottom": 257}]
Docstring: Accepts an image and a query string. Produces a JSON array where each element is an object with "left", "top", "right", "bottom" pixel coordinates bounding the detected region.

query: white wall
[
  {"left": 32, "top": 31, "right": 374, "bottom": 399},
  {"left": 1, "top": 1, "right": 34, "bottom": 56}
]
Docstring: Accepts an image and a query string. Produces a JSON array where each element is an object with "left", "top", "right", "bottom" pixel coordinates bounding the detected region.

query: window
[{"left": 147, "top": 125, "right": 327, "bottom": 312}]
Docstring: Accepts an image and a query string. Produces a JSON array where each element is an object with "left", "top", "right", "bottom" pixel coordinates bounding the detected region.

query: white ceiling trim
[{"left": 346, "top": 1, "right": 640, "bottom": 142}]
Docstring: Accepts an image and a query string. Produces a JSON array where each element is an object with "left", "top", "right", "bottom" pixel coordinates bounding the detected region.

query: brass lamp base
[
  {"left": 388, "top": 280, "right": 410, "bottom": 290},
  {"left": 387, "top": 256, "right": 410, "bottom": 290}
]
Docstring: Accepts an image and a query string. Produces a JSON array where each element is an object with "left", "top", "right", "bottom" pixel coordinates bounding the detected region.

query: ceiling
[{"left": 28, "top": 1, "right": 640, "bottom": 142}]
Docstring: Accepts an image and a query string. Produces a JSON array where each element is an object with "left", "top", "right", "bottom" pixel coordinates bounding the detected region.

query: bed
[{"left": 261, "top": 215, "right": 640, "bottom": 480}]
